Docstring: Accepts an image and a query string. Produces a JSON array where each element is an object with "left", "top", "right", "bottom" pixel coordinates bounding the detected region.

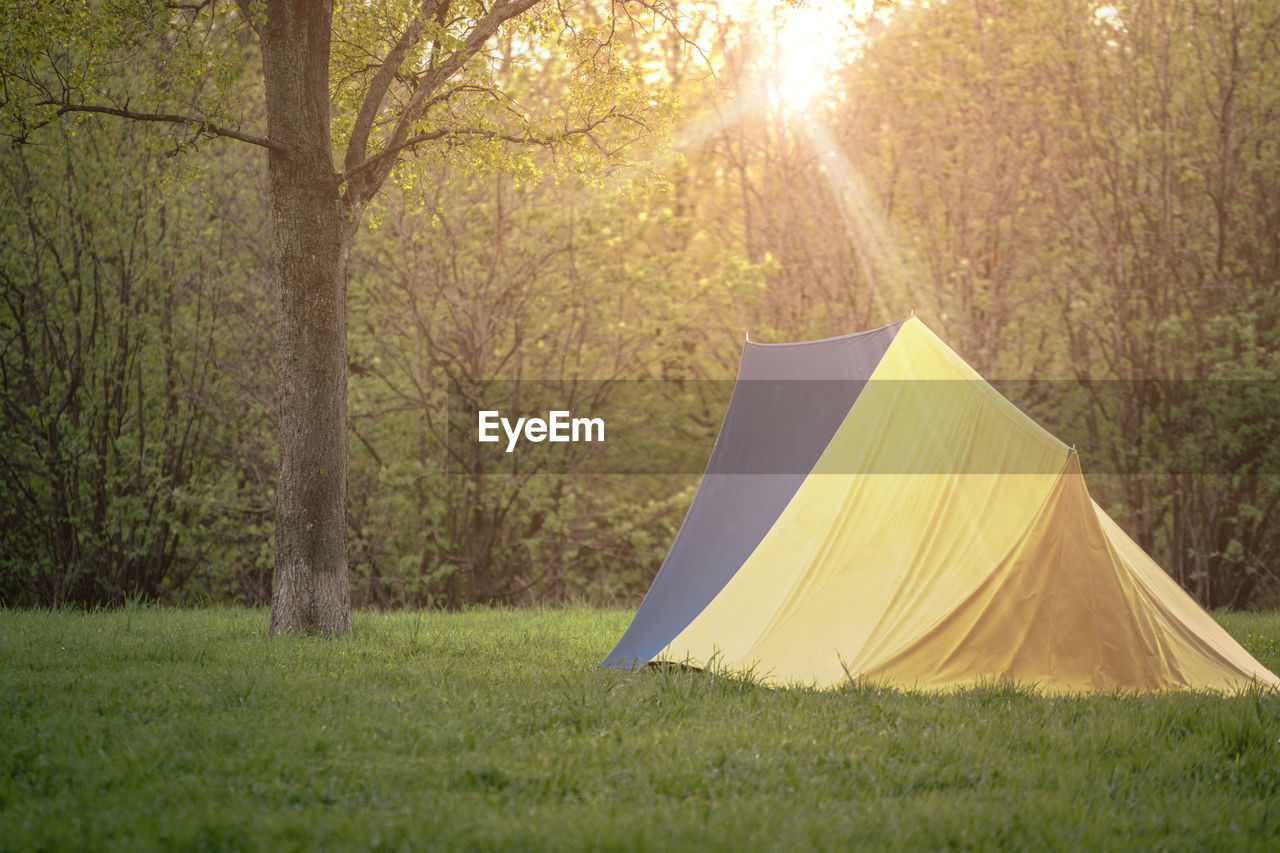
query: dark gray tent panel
[{"left": 601, "top": 321, "right": 904, "bottom": 668}]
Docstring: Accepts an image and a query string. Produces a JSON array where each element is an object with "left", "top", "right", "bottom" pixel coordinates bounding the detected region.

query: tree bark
[{"left": 262, "top": 0, "right": 353, "bottom": 635}]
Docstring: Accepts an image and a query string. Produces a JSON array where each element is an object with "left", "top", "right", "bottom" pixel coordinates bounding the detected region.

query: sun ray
[{"left": 801, "top": 118, "right": 914, "bottom": 320}]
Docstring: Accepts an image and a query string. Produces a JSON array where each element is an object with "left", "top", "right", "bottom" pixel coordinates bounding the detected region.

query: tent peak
[{"left": 741, "top": 319, "right": 908, "bottom": 349}]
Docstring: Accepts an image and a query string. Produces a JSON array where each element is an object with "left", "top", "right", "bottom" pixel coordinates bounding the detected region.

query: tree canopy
[{"left": 2, "top": 0, "right": 1278, "bottom": 614}]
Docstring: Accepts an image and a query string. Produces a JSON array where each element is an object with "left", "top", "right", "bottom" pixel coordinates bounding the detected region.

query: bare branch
[{"left": 39, "top": 102, "right": 281, "bottom": 152}]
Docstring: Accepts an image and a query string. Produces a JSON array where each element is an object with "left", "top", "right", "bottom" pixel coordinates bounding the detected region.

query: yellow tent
[{"left": 604, "top": 317, "right": 1279, "bottom": 693}]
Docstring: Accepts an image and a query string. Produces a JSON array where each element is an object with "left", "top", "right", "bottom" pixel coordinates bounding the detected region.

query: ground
[{"left": 3, "top": 607, "right": 1279, "bottom": 850}]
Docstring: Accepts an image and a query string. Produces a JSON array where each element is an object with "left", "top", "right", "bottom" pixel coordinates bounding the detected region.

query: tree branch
[
  {"left": 40, "top": 102, "right": 281, "bottom": 152},
  {"left": 344, "top": 0, "right": 444, "bottom": 178},
  {"left": 349, "top": 0, "right": 543, "bottom": 204},
  {"left": 342, "top": 111, "right": 617, "bottom": 184},
  {"left": 232, "top": 0, "right": 261, "bottom": 38}
]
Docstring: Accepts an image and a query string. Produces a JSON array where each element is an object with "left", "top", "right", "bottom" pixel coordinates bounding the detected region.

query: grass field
[{"left": 3, "top": 607, "right": 1280, "bottom": 851}]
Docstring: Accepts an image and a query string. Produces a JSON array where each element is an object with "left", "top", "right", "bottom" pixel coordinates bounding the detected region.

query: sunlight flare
[{"left": 738, "top": 0, "right": 872, "bottom": 114}]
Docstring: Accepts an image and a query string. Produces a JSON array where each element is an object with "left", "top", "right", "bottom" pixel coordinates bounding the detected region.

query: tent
[{"left": 602, "top": 317, "right": 1279, "bottom": 693}]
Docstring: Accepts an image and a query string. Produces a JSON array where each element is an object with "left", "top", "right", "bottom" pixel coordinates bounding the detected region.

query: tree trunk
[{"left": 262, "top": 0, "right": 352, "bottom": 635}]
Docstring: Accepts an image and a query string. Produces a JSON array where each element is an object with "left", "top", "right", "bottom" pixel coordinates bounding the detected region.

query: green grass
[{"left": 3, "top": 607, "right": 1280, "bottom": 851}]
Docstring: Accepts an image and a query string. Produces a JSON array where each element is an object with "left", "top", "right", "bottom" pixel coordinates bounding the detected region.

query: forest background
[{"left": 2, "top": 0, "right": 1278, "bottom": 614}]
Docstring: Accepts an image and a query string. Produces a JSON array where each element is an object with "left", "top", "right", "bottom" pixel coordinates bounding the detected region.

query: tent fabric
[
  {"left": 603, "top": 316, "right": 1279, "bottom": 693},
  {"left": 601, "top": 321, "right": 904, "bottom": 668}
]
